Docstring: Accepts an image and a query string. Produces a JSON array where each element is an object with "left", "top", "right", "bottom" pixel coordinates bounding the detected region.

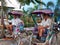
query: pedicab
[
  {"left": 31, "top": 9, "right": 58, "bottom": 45},
  {"left": 0, "top": 10, "right": 24, "bottom": 45},
  {"left": 7, "top": 10, "right": 24, "bottom": 36},
  {"left": 8, "top": 10, "right": 33, "bottom": 45}
]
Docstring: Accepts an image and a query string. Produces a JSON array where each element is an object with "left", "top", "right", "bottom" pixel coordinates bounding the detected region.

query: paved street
[
  {"left": 57, "top": 33, "right": 60, "bottom": 45},
  {"left": 0, "top": 33, "right": 60, "bottom": 45},
  {"left": 0, "top": 27, "right": 60, "bottom": 45},
  {"left": 0, "top": 40, "right": 17, "bottom": 45}
]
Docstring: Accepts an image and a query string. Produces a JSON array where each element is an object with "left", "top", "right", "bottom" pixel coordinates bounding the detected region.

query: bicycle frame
[
  {"left": 45, "top": 30, "right": 57, "bottom": 45},
  {"left": 31, "top": 9, "right": 56, "bottom": 45}
]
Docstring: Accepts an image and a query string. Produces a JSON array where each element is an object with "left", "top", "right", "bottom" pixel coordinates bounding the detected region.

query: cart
[
  {"left": 31, "top": 9, "right": 58, "bottom": 45},
  {"left": 7, "top": 10, "right": 33, "bottom": 45}
]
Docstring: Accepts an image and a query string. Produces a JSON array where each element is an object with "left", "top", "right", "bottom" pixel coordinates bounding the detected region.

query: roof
[{"left": 0, "top": 1, "right": 15, "bottom": 8}]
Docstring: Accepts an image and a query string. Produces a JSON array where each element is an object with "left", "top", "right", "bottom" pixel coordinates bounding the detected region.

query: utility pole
[{"left": 1, "top": 0, "right": 4, "bottom": 38}]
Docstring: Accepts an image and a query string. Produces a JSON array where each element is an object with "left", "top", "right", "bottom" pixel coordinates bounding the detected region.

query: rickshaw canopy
[
  {"left": 8, "top": 11, "right": 24, "bottom": 16},
  {"left": 32, "top": 9, "right": 53, "bottom": 14},
  {"left": 31, "top": 9, "right": 54, "bottom": 26}
]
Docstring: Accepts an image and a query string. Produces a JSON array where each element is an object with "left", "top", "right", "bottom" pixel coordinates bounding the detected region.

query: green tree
[
  {"left": 54, "top": 0, "right": 60, "bottom": 22},
  {"left": 54, "top": 0, "right": 60, "bottom": 15},
  {"left": 47, "top": 1, "right": 54, "bottom": 9},
  {"left": 17, "top": 0, "right": 46, "bottom": 8}
]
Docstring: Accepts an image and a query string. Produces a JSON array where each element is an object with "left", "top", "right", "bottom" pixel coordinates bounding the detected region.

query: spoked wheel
[{"left": 51, "top": 34, "right": 58, "bottom": 45}]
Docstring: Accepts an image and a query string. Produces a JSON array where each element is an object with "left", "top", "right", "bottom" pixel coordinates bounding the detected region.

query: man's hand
[
  {"left": 44, "top": 26, "right": 49, "bottom": 28},
  {"left": 38, "top": 25, "right": 44, "bottom": 29}
]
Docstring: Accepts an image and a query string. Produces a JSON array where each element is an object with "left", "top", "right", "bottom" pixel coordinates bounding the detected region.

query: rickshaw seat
[{"left": 43, "top": 29, "right": 50, "bottom": 37}]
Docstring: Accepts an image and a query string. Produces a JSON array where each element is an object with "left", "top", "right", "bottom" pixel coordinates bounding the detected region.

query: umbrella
[
  {"left": 8, "top": 11, "right": 24, "bottom": 16},
  {"left": 32, "top": 9, "right": 53, "bottom": 14}
]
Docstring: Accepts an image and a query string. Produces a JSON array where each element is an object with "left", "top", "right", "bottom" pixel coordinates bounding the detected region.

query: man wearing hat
[
  {"left": 6, "top": 15, "right": 24, "bottom": 35},
  {"left": 37, "top": 14, "right": 52, "bottom": 41}
]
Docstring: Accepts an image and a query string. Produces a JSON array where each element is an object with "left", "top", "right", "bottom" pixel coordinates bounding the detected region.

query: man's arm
[
  {"left": 21, "top": 21, "right": 24, "bottom": 25},
  {"left": 44, "top": 19, "right": 52, "bottom": 29},
  {"left": 19, "top": 19, "right": 24, "bottom": 25},
  {"left": 43, "top": 25, "right": 51, "bottom": 29}
]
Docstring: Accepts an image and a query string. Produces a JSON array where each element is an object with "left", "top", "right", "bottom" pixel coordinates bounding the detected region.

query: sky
[
  {"left": 4, "top": 0, "right": 57, "bottom": 10},
  {"left": 23, "top": 0, "right": 57, "bottom": 11},
  {"left": 42, "top": 0, "right": 57, "bottom": 5},
  {"left": 42, "top": 0, "right": 57, "bottom": 8}
]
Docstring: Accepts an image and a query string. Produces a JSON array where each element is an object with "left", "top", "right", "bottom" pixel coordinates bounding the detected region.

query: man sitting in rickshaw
[
  {"left": 37, "top": 14, "right": 52, "bottom": 41},
  {"left": 6, "top": 15, "right": 24, "bottom": 35}
]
